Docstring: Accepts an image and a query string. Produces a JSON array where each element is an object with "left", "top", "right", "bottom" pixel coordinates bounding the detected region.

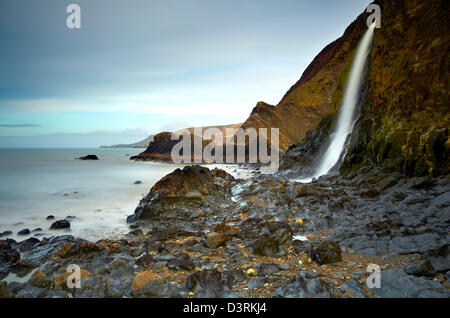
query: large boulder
[
  {"left": 127, "top": 165, "right": 234, "bottom": 222},
  {"left": 50, "top": 220, "right": 70, "bottom": 230},
  {"left": 311, "top": 240, "right": 342, "bottom": 265}
]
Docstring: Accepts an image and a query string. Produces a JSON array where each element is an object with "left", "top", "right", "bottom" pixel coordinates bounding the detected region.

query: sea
[{"left": 0, "top": 148, "right": 251, "bottom": 242}]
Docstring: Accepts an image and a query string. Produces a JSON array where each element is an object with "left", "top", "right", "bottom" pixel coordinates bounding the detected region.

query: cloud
[{"left": 0, "top": 124, "right": 41, "bottom": 128}]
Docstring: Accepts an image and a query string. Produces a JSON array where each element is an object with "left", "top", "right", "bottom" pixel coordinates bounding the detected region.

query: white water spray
[{"left": 312, "top": 24, "right": 375, "bottom": 180}]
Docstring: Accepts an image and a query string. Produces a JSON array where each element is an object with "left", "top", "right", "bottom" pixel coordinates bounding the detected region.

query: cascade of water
[{"left": 312, "top": 24, "right": 375, "bottom": 180}]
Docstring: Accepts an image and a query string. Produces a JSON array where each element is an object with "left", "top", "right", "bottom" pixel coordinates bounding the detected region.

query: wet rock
[
  {"left": 17, "top": 229, "right": 30, "bottom": 236},
  {"left": 222, "top": 269, "right": 246, "bottom": 288},
  {"left": 131, "top": 271, "right": 170, "bottom": 297},
  {"left": 76, "top": 154, "right": 99, "bottom": 160},
  {"left": 18, "top": 237, "right": 40, "bottom": 252},
  {"left": 28, "top": 269, "right": 51, "bottom": 289},
  {"left": 167, "top": 254, "right": 195, "bottom": 271},
  {"left": 247, "top": 277, "right": 266, "bottom": 290},
  {"left": 66, "top": 216, "right": 76, "bottom": 220},
  {"left": 274, "top": 271, "right": 336, "bottom": 298},
  {"left": 127, "top": 165, "right": 234, "bottom": 222},
  {"left": 106, "top": 254, "right": 136, "bottom": 279},
  {"left": 73, "top": 275, "right": 106, "bottom": 298},
  {"left": 134, "top": 181, "right": 143, "bottom": 184},
  {"left": 293, "top": 240, "right": 314, "bottom": 255},
  {"left": 0, "top": 281, "right": 14, "bottom": 298},
  {"left": 129, "top": 223, "right": 140, "bottom": 229},
  {"left": 135, "top": 253, "right": 154, "bottom": 267},
  {"left": 339, "top": 278, "right": 366, "bottom": 298},
  {"left": 205, "top": 232, "right": 226, "bottom": 249},
  {"left": 312, "top": 240, "right": 342, "bottom": 265},
  {"left": 260, "top": 262, "right": 280, "bottom": 275},
  {"left": 253, "top": 235, "right": 279, "bottom": 257},
  {"left": 0, "top": 231, "right": 12, "bottom": 238},
  {"left": 46, "top": 215, "right": 55, "bottom": 220},
  {"left": 0, "top": 240, "right": 20, "bottom": 265},
  {"left": 425, "top": 244, "right": 450, "bottom": 272},
  {"left": 127, "top": 229, "right": 143, "bottom": 236},
  {"left": 186, "top": 269, "right": 224, "bottom": 298},
  {"left": 372, "top": 269, "right": 450, "bottom": 298},
  {"left": 404, "top": 259, "right": 436, "bottom": 277},
  {"left": 105, "top": 276, "right": 132, "bottom": 298},
  {"left": 31, "top": 228, "right": 42, "bottom": 233},
  {"left": 269, "top": 222, "right": 293, "bottom": 244},
  {"left": 50, "top": 220, "right": 70, "bottom": 230}
]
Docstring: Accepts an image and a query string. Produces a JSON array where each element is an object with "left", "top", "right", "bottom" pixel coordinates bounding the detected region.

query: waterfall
[{"left": 312, "top": 24, "right": 375, "bottom": 179}]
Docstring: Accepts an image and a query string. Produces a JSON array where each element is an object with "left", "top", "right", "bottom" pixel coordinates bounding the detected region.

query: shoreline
[{"left": 1, "top": 164, "right": 449, "bottom": 298}]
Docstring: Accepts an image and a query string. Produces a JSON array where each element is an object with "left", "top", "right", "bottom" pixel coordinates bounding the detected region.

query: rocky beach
[{"left": 1, "top": 163, "right": 449, "bottom": 298}]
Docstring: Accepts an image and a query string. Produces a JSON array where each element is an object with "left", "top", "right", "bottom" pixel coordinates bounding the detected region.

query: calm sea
[{"left": 0, "top": 148, "right": 187, "bottom": 241}]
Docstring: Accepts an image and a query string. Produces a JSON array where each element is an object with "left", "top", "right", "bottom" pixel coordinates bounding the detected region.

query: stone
[
  {"left": 185, "top": 269, "right": 224, "bottom": 298},
  {"left": 50, "top": 220, "right": 70, "bottom": 230},
  {"left": 0, "top": 231, "right": 12, "bottom": 238},
  {"left": 17, "top": 229, "right": 30, "bottom": 236},
  {"left": 260, "top": 263, "right": 280, "bottom": 275},
  {"left": 76, "top": 154, "right": 99, "bottom": 160},
  {"left": 18, "top": 237, "right": 40, "bottom": 252},
  {"left": 372, "top": 269, "right": 450, "bottom": 298},
  {"left": 312, "top": 240, "right": 342, "bottom": 265},
  {"left": 205, "top": 232, "right": 226, "bottom": 249},
  {"left": 131, "top": 271, "right": 168, "bottom": 297},
  {"left": 246, "top": 268, "right": 258, "bottom": 276},
  {"left": 247, "top": 277, "right": 266, "bottom": 290},
  {"left": 404, "top": 259, "right": 436, "bottom": 277},
  {"left": 253, "top": 235, "right": 279, "bottom": 257},
  {"left": 168, "top": 254, "right": 195, "bottom": 271},
  {"left": 274, "top": 271, "right": 335, "bottom": 298}
]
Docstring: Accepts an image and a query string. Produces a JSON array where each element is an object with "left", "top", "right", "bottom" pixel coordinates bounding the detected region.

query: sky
[{"left": 0, "top": 0, "right": 371, "bottom": 147}]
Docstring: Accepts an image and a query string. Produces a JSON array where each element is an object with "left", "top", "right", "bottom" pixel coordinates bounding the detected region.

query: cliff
[{"left": 282, "top": 0, "right": 449, "bottom": 177}]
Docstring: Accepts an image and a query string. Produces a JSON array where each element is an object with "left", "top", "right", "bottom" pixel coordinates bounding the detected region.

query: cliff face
[
  {"left": 341, "top": 0, "right": 449, "bottom": 177},
  {"left": 134, "top": 0, "right": 448, "bottom": 175},
  {"left": 282, "top": 0, "right": 449, "bottom": 177}
]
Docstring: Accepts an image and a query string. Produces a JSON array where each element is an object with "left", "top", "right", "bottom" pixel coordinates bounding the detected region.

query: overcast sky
[{"left": 0, "top": 0, "right": 371, "bottom": 147}]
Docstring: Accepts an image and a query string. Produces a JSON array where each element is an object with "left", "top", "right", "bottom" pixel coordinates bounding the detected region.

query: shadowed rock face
[{"left": 127, "top": 165, "right": 235, "bottom": 222}]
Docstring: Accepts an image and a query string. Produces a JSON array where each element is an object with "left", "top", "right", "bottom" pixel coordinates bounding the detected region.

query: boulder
[
  {"left": 127, "top": 165, "right": 234, "bottom": 222},
  {"left": 274, "top": 271, "right": 336, "bottom": 298},
  {"left": 76, "top": 155, "right": 98, "bottom": 160},
  {"left": 17, "top": 229, "right": 30, "bottom": 236},
  {"left": 253, "top": 235, "right": 280, "bottom": 257},
  {"left": 0, "top": 240, "right": 20, "bottom": 265},
  {"left": 404, "top": 259, "right": 436, "bottom": 277},
  {"left": 185, "top": 269, "right": 224, "bottom": 298},
  {"left": 131, "top": 271, "right": 169, "bottom": 297},
  {"left": 372, "top": 269, "right": 450, "bottom": 298},
  {"left": 0, "top": 231, "right": 12, "bottom": 238},
  {"left": 167, "top": 254, "right": 195, "bottom": 271},
  {"left": 50, "top": 220, "right": 70, "bottom": 230},
  {"left": 205, "top": 232, "right": 226, "bottom": 249},
  {"left": 312, "top": 240, "right": 342, "bottom": 265}
]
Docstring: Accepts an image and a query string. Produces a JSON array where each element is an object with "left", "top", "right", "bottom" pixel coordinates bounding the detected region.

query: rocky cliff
[{"left": 282, "top": 0, "right": 449, "bottom": 177}]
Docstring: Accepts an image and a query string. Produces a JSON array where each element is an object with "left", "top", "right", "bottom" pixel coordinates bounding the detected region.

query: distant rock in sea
[
  {"left": 76, "top": 155, "right": 99, "bottom": 160},
  {"left": 50, "top": 220, "right": 70, "bottom": 230}
]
